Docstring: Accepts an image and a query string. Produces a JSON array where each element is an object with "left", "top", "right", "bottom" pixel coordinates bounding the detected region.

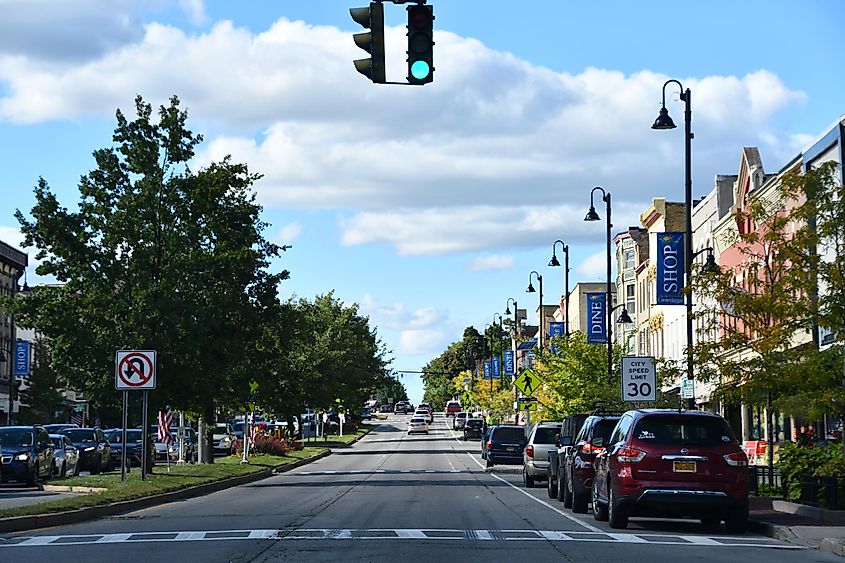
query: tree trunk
[{"left": 766, "top": 392, "right": 774, "bottom": 486}]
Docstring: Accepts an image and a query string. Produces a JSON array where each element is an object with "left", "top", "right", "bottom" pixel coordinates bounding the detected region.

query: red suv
[{"left": 591, "top": 409, "right": 748, "bottom": 532}]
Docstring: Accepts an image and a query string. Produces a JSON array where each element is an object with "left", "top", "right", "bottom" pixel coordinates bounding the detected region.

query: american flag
[
  {"left": 248, "top": 413, "right": 258, "bottom": 447},
  {"left": 157, "top": 409, "right": 174, "bottom": 444},
  {"left": 70, "top": 410, "right": 83, "bottom": 426}
]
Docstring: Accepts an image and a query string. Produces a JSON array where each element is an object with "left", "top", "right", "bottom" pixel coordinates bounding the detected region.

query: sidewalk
[{"left": 749, "top": 496, "right": 845, "bottom": 556}]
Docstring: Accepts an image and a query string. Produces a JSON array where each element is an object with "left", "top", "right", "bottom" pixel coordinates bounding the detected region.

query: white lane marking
[
  {"left": 0, "top": 529, "right": 801, "bottom": 549},
  {"left": 465, "top": 452, "right": 604, "bottom": 533}
]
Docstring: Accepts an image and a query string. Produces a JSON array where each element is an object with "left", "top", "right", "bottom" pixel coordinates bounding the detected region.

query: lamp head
[
  {"left": 584, "top": 205, "right": 601, "bottom": 222},
  {"left": 702, "top": 251, "right": 720, "bottom": 274},
  {"left": 617, "top": 308, "right": 634, "bottom": 324},
  {"left": 548, "top": 253, "right": 561, "bottom": 267},
  {"left": 504, "top": 305, "right": 511, "bottom": 315},
  {"left": 651, "top": 106, "right": 676, "bottom": 130},
  {"left": 526, "top": 282, "right": 536, "bottom": 293}
]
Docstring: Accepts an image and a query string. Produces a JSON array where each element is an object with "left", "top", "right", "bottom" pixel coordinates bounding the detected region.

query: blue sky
[{"left": 1, "top": 0, "right": 843, "bottom": 404}]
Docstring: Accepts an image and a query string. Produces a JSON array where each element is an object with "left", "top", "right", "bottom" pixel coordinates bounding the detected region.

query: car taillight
[
  {"left": 580, "top": 443, "right": 603, "bottom": 454},
  {"left": 486, "top": 441, "right": 492, "bottom": 450},
  {"left": 525, "top": 445, "right": 534, "bottom": 458},
  {"left": 723, "top": 451, "right": 748, "bottom": 467},
  {"left": 615, "top": 446, "right": 646, "bottom": 463}
]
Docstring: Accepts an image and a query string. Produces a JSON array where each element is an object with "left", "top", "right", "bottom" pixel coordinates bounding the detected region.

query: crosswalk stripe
[{"left": 0, "top": 529, "right": 803, "bottom": 549}]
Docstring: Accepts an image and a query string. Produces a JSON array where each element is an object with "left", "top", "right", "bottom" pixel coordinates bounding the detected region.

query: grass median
[
  {"left": 0, "top": 425, "right": 377, "bottom": 520},
  {"left": 0, "top": 447, "right": 328, "bottom": 519}
]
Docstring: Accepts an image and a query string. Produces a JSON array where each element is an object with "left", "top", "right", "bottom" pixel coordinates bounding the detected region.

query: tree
[
  {"left": 10, "top": 96, "right": 286, "bottom": 446},
  {"left": 16, "top": 339, "right": 65, "bottom": 425},
  {"left": 422, "top": 327, "right": 484, "bottom": 409}
]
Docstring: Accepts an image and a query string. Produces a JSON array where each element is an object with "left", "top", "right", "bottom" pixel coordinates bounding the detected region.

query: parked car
[
  {"left": 359, "top": 408, "right": 373, "bottom": 421},
  {"left": 523, "top": 421, "right": 562, "bottom": 488},
  {"left": 61, "top": 427, "right": 111, "bottom": 474},
  {"left": 150, "top": 426, "right": 198, "bottom": 463},
  {"left": 591, "top": 409, "right": 749, "bottom": 532},
  {"left": 212, "top": 423, "right": 236, "bottom": 456},
  {"left": 445, "top": 401, "right": 462, "bottom": 417},
  {"left": 0, "top": 426, "right": 55, "bottom": 485},
  {"left": 483, "top": 425, "right": 527, "bottom": 468},
  {"left": 379, "top": 404, "right": 392, "bottom": 413},
  {"left": 559, "top": 412, "right": 621, "bottom": 513},
  {"left": 43, "top": 423, "right": 79, "bottom": 434},
  {"left": 105, "top": 428, "right": 154, "bottom": 469},
  {"left": 462, "top": 418, "right": 484, "bottom": 440},
  {"left": 453, "top": 412, "right": 470, "bottom": 431},
  {"left": 547, "top": 413, "right": 588, "bottom": 500},
  {"left": 49, "top": 434, "right": 79, "bottom": 478},
  {"left": 407, "top": 417, "right": 428, "bottom": 435}
]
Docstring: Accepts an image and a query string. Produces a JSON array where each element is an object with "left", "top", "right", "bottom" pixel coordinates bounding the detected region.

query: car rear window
[
  {"left": 593, "top": 419, "right": 620, "bottom": 443},
  {"left": 533, "top": 427, "right": 560, "bottom": 444},
  {"left": 633, "top": 416, "right": 734, "bottom": 446},
  {"left": 465, "top": 419, "right": 482, "bottom": 428},
  {"left": 63, "top": 429, "right": 97, "bottom": 443},
  {"left": 493, "top": 427, "right": 526, "bottom": 441}
]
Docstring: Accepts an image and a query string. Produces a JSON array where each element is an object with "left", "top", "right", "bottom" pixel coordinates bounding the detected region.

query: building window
[{"left": 624, "top": 250, "right": 635, "bottom": 270}]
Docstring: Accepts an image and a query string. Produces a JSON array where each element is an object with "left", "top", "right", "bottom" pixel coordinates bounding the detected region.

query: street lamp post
[
  {"left": 526, "top": 271, "right": 544, "bottom": 350},
  {"left": 493, "top": 313, "right": 504, "bottom": 390},
  {"left": 584, "top": 187, "right": 614, "bottom": 380},
  {"left": 549, "top": 240, "right": 571, "bottom": 337},
  {"left": 652, "top": 79, "right": 695, "bottom": 409}
]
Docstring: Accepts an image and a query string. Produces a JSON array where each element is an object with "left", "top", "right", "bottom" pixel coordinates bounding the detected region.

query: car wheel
[
  {"left": 562, "top": 473, "right": 573, "bottom": 508},
  {"left": 547, "top": 474, "right": 557, "bottom": 499},
  {"left": 607, "top": 484, "right": 628, "bottom": 529},
  {"left": 700, "top": 516, "right": 721, "bottom": 532},
  {"left": 523, "top": 467, "right": 535, "bottom": 488},
  {"left": 26, "top": 463, "right": 39, "bottom": 486},
  {"left": 90, "top": 458, "right": 101, "bottom": 475},
  {"left": 59, "top": 462, "right": 67, "bottom": 479},
  {"left": 486, "top": 458, "right": 493, "bottom": 468},
  {"left": 592, "top": 482, "right": 608, "bottom": 521},
  {"left": 47, "top": 460, "right": 55, "bottom": 480},
  {"left": 725, "top": 506, "right": 748, "bottom": 534},
  {"left": 572, "top": 481, "right": 588, "bottom": 513}
]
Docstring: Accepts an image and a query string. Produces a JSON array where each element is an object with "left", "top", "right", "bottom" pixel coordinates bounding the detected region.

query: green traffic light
[{"left": 411, "top": 60, "right": 430, "bottom": 80}]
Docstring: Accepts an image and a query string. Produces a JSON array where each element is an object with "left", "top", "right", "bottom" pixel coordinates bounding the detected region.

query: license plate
[
  {"left": 506, "top": 447, "right": 516, "bottom": 452},
  {"left": 673, "top": 460, "right": 696, "bottom": 473}
]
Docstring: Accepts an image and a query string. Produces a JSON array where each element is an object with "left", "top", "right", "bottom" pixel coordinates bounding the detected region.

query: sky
[{"left": 1, "top": 0, "right": 843, "bottom": 405}]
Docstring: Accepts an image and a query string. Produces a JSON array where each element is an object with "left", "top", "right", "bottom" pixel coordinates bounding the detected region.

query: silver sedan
[{"left": 49, "top": 434, "right": 80, "bottom": 478}]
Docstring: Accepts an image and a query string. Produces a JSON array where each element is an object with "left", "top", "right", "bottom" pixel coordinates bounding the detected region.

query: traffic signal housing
[
  {"left": 350, "top": 2, "right": 386, "bottom": 83},
  {"left": 406, "top": 4, "right": 434, "bottom": 85}
]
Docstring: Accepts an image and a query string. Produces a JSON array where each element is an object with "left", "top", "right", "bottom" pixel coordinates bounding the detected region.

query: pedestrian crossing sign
[{"left": 513, "top": 368, "right": 541, "bottom": 396}]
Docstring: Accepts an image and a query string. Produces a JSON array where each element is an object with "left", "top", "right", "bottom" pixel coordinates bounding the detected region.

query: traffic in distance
[{"left": 390, "top": 402, "right": 751, "bottom": 533}]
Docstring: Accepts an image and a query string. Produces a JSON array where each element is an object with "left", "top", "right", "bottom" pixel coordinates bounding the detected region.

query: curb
[
  {"left": 747, "top": 518, "right": 810, "bottom": 546},
  {"left": 0, "top": 449, "right": 331, "bottom": 534}
]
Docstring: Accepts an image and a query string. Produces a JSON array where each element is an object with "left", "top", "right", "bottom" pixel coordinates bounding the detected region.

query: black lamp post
[
  {"left": 652, "top": 78, "right": 695, "bottom": 409},
  {"left": 526, "top": 271, "right": 544, "bottom": 350},
  {"left": 584, "top": 186, "right": 614, "bottom": 380},
  {"left": 493, "top": 313, "right": 504, "bottom": 390},
  {"left": 549, "top": 240, "right": 571, "bottom": 337}
]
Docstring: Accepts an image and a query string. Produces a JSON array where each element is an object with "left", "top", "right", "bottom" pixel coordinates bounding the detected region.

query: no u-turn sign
[{"left": 116, "top": 350, "right": 157, "bottom": 390}]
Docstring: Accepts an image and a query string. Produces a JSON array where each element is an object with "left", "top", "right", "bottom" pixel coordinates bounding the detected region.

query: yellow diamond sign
[{"left": 513, "top": 368, "right": 542, "bottom": 396}]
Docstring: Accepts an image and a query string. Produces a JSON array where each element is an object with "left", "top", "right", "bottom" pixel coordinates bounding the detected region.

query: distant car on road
[
  {"left": 445, "top": 401, "right": 462, "bottom": 417},
  {"left": 523, "top": 421, "right": 562, "bottom": 488},
  {"left": 462, "top": 418, "right": 483, "bottom": 440},
  {"left": 213, "top": 423, "right": 236, "bottom": 455},
  {"left": 393, "top": 402, "right": 412, "bottom": 414},
  {"left": 483, "top": 425, "right": 527, "bottom": 468},
  {"left": 105, "top": 428, "right": 154, "bottom": 469},
  {"left": 43, "top": 423, "right": 79, "bottom": 434},
  {"left": 414, "top": 408, "right": 433, "bottom": 424},
  {"left": 407, "top": 417, "right": 429, "bottom": 435},
  {"left": 49, "top": 434, "right": 79, "bottom": 478},
  {"left": 453, "top": 412, "right": 469, "bottom": 430}
]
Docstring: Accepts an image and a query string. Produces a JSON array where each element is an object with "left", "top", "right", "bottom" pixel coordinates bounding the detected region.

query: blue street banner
[
  {"left": 14, "top": 340, "right": 29, "bottom": 376},
  {"left": 483, "top": 360, "right": 491, "bottom": 379},
  {"left": 492, "top": 356, "right": 501, "bottom": 378},
  {"left": 587, "top": 293, "right": 607, "bottom": 344},
  {"left": 656, "top": 232, "right": 685, "bottom": 305},
  {"left": 504, "top": 350, "right": 515, "bottom": 375},
  {"left": 549, "top": 322, "right": 565, "bottom": 338}
]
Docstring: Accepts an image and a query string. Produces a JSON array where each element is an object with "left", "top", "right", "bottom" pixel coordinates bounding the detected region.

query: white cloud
[
  {"left": 180, "top": 0, "right": 208, "bottom": 26},
  {"left": 577, "top": 251, "right": 609, "bottom": 280},
  {"left": 360, "top": 294, "right": 446, "bottom": 331},
  {"left": 273, "top": 221, "right": 301, "bottom": 244},
  {"left": 467, "top": 254, "right": 514, "bottom": 272},
  {"left": 0, "top": 17, "right": 808, "bottom": 257},
  {"left": 398, "top": 329, "right": 446, "bottom": 356}
]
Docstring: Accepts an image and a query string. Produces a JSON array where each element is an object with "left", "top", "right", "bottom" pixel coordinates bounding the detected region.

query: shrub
[
  {"left": 233, "top": 435, "right": 289, "bottom": 457},
  {"left": 778, "top": 442, "right": 843, "bottom": 501}
]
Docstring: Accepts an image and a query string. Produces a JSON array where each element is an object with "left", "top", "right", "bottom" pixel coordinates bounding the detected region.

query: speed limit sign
[{"left": 621, "top": 356, "right": 656, "bottom": 402}]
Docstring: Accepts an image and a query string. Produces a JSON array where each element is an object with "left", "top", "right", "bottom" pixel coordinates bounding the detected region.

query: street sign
[
  {"left": 681, "top": 377, "right": 695, "bottom": 399},
  {"left": 621, "top": 356, "right": 656, "bottom": 402},
  {"left": 513, "top": 368, "right": 542, "bottom": 396},
  {"left": 520, "top": 401, "right": 538, "bottom": 411},
  {"left": 461, "top": 391, "right": 471, "bottom": 404},
  {"left": 517, "top": 396, "right": 537, "bottom": 403},
  {"left": 115, "top": 350, "right": 156, "bottom": 390}
]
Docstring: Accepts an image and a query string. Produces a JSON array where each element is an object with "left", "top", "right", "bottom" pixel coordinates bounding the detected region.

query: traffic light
[
  {"left": 406, "top": 4, "right": 434, "bottom": 85},
  {"left": 350, "top": 2, "right": 385, "bottom": 84}
]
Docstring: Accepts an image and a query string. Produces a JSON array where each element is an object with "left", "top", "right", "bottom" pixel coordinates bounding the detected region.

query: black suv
[
  {"left": 482, "top": 425, "right": 527, "bottom": 468},
  {"left": 61, "top": 427, "right": 111, "bottom": 474},
  {"left": 547, "top": 413, "right": 589, "bottom": 500},
  {"left": 559, "top": 412, "right": 621, "bottom": 513},
  {"left": 0, "top": 425, "right": 55, "bottom": 485}
]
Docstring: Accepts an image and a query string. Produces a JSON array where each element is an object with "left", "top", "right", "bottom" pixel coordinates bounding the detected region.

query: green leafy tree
[
  {"left": 16, "top": 339, "right": 65, "bottom": 424},
  {"left": 10, "top": 96, "right": 285, "bottom": 450},
  {"left": 422, "top": 327, "right": 483, "bottom": 409}
]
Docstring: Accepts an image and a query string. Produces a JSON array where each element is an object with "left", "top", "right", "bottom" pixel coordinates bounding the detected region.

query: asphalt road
[{"left": 0, "top": 414, "right": 837, "bottom": 562}]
